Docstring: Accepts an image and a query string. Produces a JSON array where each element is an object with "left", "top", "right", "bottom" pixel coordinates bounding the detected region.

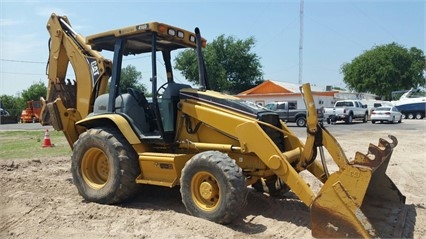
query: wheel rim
[
  {"left": 416, "top": 114, "right": 422, "bottom": 119},
  {"left": 191, "top": 171, "right": 220, "bottom": 212},
  {"left": 408, "top": 114, "right": 414, "bottom": 119},
  {"left": 81, "top": 148, "right": 109, "bottom": 189},
  {"left": 297, "top": 118, "right": 306, "bottom": 127}
]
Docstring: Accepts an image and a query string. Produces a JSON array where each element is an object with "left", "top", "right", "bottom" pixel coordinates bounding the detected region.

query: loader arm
[{"left": 40, "top": 13, "right": 112, "bottom": 147}]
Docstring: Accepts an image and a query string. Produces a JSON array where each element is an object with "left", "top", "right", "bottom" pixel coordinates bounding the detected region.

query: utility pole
[{"left": 298, "top": 0, "right": 304, "bottom": 85}]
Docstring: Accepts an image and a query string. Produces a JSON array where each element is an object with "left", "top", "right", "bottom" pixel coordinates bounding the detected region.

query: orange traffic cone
[{"left": 42, "top": 129, "right": 53, "bottom": 147}]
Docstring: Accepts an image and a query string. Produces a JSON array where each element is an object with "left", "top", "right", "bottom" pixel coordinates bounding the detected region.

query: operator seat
[
  {"left": 127, "top": 88, "right": 149, "bottom": 109},
  {"left": 127, "top": 88, "right": 156, "bottom": 132},
  {"left": 92, "top": 91, "right": 150, "bottom": 134},
  {"left": 160, "top": 82, "right": 191, "bottom": 133}
]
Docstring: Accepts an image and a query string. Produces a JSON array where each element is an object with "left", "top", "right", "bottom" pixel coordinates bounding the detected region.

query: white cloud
[
  {"left": 35, "top": 6, "right": 70, "bottom": 18},
  {"left": 1, "top": 34, "right": 46, "bottom": 58},
  {"left": 0, "top": 18, "right": 21, "bottom": 26},
  {"left": 34, "top": 6, "right": 90, "bottom": 32}
]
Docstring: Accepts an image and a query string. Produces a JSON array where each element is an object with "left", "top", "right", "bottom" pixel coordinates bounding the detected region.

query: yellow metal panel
[
  {"left": 180, "top": 101, "right": 251, "bottom": 139},
  {"left": 137, "top": 153, "right": 193, "bottom": 187},
  {"left": 76, "top": 114, "right": 140, "bottom": 144}
]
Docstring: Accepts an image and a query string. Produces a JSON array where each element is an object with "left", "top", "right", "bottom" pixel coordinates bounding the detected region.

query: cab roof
[{"left": 86, "top": 22, "right": 206, "bottom": 55}]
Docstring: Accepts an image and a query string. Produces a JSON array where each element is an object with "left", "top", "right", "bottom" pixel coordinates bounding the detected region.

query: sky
[{"left": 0, "top": 0, "right": 424, "bottom": 96}]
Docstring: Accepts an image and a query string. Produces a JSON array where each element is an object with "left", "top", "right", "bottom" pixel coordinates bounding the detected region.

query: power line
[
  {"left": 0, "top": 58, "right": 45, "bottom": 64},
  {"left": 0, "top": 71, "right": 45, "bottom": 76}
]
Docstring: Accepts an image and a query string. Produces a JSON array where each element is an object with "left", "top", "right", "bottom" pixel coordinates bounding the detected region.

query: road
[
  {"left": 285, "top": 118, "right": 425, "bottom": 139},
  {"left": 0, "top": 122, "right": 53, "bottom": 131},
  {"left": 1, "top": 119, "right": 425, "bottom": 138}
]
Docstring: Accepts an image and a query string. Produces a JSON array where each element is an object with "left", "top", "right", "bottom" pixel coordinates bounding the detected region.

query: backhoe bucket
[{"left": 311, "top": 135, "right": 408, "bottom": 238}]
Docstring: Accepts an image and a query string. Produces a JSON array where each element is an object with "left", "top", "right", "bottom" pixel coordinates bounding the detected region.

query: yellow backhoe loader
[{"left": 40, "top": 13, "right": 410, "bottom": 238}]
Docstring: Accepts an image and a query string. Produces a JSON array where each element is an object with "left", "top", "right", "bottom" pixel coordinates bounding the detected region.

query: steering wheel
[{"left": 156, "top": 82, "right": 170, "bottom": 99}]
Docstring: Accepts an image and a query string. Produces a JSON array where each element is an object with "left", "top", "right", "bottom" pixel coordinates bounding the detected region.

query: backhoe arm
[{"left": 41, "top": 13, "right": 112, "bottom": 147}]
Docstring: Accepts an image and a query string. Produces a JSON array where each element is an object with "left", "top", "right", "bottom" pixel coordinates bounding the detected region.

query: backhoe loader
[{"left": 41, "top": 13, "right": 410, "bottom": 238}]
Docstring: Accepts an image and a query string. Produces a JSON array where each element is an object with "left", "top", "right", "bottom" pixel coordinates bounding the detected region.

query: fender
[{"left": 76, "top": 114, "right": 141, "bottom": 145}]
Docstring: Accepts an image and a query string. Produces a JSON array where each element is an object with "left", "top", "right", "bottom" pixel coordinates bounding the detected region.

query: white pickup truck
[{"left": 324, "top": 100, "right": 368, "bottom": 124}]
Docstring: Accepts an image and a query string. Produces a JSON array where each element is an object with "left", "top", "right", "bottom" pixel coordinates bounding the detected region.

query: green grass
[{"left": 0, "top": 130, "right": 72, "bottom": 160}]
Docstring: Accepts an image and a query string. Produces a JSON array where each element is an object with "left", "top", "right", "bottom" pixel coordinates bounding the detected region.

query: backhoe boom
[{"left": 41, "top": 13, "right": 112, "bottom": 146}]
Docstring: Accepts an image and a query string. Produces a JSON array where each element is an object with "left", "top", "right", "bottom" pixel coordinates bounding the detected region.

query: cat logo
[{"left": 90, "top": 60, "right": 100, "bottom": 77}]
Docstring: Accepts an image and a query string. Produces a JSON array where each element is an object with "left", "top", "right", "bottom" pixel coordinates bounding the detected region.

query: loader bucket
[{"left": 311, "top": 135, "right": 408, "bottom": 238}]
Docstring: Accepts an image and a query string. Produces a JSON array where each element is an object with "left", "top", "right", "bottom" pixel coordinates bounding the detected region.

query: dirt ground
[{"left": 1, "top": 122, "right": 425, "bottom": 239}]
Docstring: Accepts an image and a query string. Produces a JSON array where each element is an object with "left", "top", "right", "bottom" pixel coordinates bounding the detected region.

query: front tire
[
  {"left": 345, "top": 114, "right": 353, "bottom": 124},
  {"left": 71, "top": 127, "right": 140, "bottom": 204},
  {"left": 180, "top": 151, "right": 247, "bottom": 224}
]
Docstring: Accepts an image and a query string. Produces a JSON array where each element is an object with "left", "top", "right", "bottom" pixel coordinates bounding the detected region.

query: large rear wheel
[
  {"left": 180, "top": 151, "right": 247, "bottom": 224},
  {"left": 71, "top": 127, "right": 140, "bottom": 204}
]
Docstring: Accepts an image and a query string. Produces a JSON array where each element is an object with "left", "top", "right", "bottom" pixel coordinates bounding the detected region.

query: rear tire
[
  {"left": 345, "top": 114, "right": 353, "bottom": 124},
  {"left": 180, "top": 151, "right": 247, "bottom": 224},
  {"left": 296, "top": 117, "right": 307, "bottom": 127},
  {"left": 415, "top": 113, "right": 423, "bottom": 119},
  {"left": 71, "top": 127, "right": 140, "bottom": 204},
  {"left": 408, "top": 113, "right": 414, "bottom": 119}
]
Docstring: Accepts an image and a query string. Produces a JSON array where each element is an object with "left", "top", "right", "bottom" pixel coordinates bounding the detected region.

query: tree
[
  {"left": 21, "top": 81, "right": 47, "bottom": 102},
  {"left": 341, "top": 43, "right": 425, "bottom": 100},
  {"left": 1, "top": 81, "right": 47, "bottom": 116},
  {"left": 0, "top": 95, "right": 24, "bottom": 116},
  {"left": 118, "top": 65, "right": 147, "bottom": 94},
  {"left": 174, "top": 35, "right": 263, "bottom": 94}
]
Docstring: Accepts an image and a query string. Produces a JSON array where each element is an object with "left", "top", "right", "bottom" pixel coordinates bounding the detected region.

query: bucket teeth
[
  {"left": 379, "top": 135, "right": 398, "bottom": 149},
  {"left": 352, "top": 135, "right": 396, "bottom": 170}
]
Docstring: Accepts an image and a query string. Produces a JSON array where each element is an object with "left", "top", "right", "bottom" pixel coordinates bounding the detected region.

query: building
[{"left": 236, "top": 80, "right": 338, "bottom": 109}]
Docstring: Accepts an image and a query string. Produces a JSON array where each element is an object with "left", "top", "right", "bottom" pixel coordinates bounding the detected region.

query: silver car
[{"left": 371, "top": 106, "right": 402, "bottom": 124}]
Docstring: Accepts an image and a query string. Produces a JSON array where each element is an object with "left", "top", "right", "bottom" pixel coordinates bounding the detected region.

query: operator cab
[{"left": 86, "top": 22, "right": 206, "bottom": 144}]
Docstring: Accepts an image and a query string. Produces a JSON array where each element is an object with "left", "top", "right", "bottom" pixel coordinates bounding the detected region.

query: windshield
[{"left": 264, "top": 104, "right": 276, "bottom": 110}]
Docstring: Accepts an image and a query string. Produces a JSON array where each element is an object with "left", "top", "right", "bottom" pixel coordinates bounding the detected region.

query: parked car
[
  {"left": 371, "top": 106, "right": 402, "bottom": 124},
  {"left": 264, "top": 101, "right": 324, "bottom": 127},
  {"left": 0, "top": 108, "right": 19, "bottom": 124},
  {"left": 324, "top": 100, "right": 368, "bottom": 124}
]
